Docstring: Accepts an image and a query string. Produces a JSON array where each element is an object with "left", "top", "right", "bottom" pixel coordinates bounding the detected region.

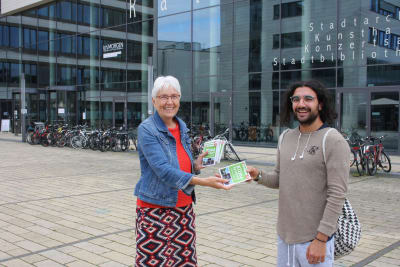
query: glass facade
[{"left": 1, "top": 0, "right": 400, "bottom": 151}]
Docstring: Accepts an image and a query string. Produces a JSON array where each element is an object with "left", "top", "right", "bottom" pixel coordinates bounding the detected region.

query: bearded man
[{"left": 248, "top": 80, "right": 350, "bottom": 267}]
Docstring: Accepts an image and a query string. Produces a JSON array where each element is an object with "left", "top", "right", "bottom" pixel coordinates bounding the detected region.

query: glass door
[
  {"left": 338, "top": 90, "right": 368, "bottom": 141},
  {"left": 370, "top": 91, "right": 399, "bottom": 151},
  {"left": 210, "top": 92, "right": 232, "bottom": 138},
  {"left": 114, "top": 99, "right": 126, "bottom": 129}
]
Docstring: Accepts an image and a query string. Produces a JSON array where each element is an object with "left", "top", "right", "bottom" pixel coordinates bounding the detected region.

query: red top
[{"left": 137, "top": 122, "right": 193, "bottom": 208}]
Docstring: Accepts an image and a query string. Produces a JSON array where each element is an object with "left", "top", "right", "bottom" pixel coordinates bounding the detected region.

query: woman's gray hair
[{"left": 152, "top": 76, "right": 181, "bottom": 98}]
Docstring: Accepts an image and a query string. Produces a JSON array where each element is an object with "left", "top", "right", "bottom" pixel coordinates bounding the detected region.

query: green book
[
  {"left": 219, "top": 161, "right": 251, "bottom": 185},
  {"left": 202, "top": 141, "right": 217, "bottom": 166}
]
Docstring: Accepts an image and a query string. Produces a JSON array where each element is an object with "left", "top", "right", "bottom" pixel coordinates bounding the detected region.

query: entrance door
[
  {"left": 338, "top": 88, "right": 400, "bottom": 151},
  {"left": 210, "top": 92, "right": 232, "bottom": 139}
]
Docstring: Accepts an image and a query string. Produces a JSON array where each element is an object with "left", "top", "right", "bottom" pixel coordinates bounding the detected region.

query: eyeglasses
[
  {"left": 156, "top": 94, "right": 181, "bottom": 102},
  {"left": 290, "top": 95, "right": 316, "bottom": 104}
]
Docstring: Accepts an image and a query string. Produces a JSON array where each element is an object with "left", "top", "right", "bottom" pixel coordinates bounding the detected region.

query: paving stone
[
  {"left": 68, "top": 250, "right": 109, "bottom": 265},
  {"left": 39, "top": 250, "right": 76, "bottom": 264},
  {"left": 101, "top": 251, "right": 134, "bottom": 265},
  {"left": 15, "top": 240, "right": 47, "bottom": 252},
  {"left": 20, "top": 254, "right": 47, "bottom": 264}
]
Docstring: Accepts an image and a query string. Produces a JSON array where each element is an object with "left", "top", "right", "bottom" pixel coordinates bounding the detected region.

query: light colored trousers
[{"left": 277, "top": 235, "right": 334, "bottom": 267}]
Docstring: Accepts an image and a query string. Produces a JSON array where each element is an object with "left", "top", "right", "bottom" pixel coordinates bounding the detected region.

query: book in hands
[{"left": 218, "top": 161, "right": 251, "bottom": 185}]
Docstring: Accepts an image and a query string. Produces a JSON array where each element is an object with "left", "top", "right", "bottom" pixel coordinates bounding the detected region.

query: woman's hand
[
  {"left": 193, "top": 151, "right": 208, "bottom": 172},
  {"left": 190, "top": 176, "right": 233, "bottom": 190},
  {"left": 247, "top": 166, "right": 260, "bottom": 180}
]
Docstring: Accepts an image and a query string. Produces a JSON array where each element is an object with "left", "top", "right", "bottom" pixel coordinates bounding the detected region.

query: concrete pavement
[{"left": 0, "top": 133, "right": 399, "bottom": 267}]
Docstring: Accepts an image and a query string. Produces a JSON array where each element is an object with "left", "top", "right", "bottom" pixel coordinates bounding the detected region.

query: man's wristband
[
  {"left": 314, "top": 237, "right": 327, "bottom": 243},
  {"left": 254, "top": 170, "right": 262, "bottom": 182}
]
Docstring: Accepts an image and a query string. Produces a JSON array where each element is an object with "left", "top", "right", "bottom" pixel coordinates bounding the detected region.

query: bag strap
[
  {"left": 278, "top": 129, "right": 290, "bottom": 150},
  {"left": 322, "top": 128, "right": 335, "bottom": 164}
]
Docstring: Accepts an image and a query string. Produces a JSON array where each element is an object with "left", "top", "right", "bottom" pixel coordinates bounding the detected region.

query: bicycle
[
  {"left": 350, "top": 138, "right": 367, "bottom": 176},
  {"left": 190, "top": 126, "right": 211, "bottom": 158},
  {"left": 365, "top": 136, "right": 391, "bottom": 176}
]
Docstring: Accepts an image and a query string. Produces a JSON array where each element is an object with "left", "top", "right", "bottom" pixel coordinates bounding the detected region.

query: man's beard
[{"left": 294, "top": 108, "right": 319, "bottom": 126}]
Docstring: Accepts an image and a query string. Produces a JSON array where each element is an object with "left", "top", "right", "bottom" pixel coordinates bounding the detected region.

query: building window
[
  {"left": 78, "top": 3, "right": 99, "bottom": 26},
  {"left": 38, "top": 6, "right": 49, "bottom": 17},
  {"left": 23, "top": 28, "right": 37, "bottom": 50},
  {"left": 273, "top": 1, "right": 303, "bottom": 20},
  {"left": 57, "top": 1, "right": 72, "bottom": 21},
  {"left": 38, "top": 31, "right": 49, "bottom": 51},
  {"left": 273, "top": 32, "right": 303, "bottom": 49},
  {"left": 10, "top": 26, "right": 20, "bottom": 48},
  {"left": 0, "top": 25, "right": 9, "bottom": 47},
  {"left": 9, "top": 63, "right": 20, "bottom": 85}
]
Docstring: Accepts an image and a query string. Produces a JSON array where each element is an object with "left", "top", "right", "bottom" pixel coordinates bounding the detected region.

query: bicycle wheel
[
  {"left": 224, "top": 143, "right": 241, "bottom": 161},
  {"left": 27, "top": 133, "right": 33, "bottom": 144},
  {"left": 47, "top": 132, "right": 56, "bottom": 146},
  {"left": 57, "top": 136, "right": 66, "bottom": 147},
  {"left": 100, "top": 137, "right": 111, "bottom": 152},
  {"left": 355, "top": 150, "right": 365, "bottom": 176},
  {"left": 379, "top": 151, "right": 391, "bottom": 173},
  {"left": 33, "top": 133, "right": 40, "bottom": 145},
  {"left": 41, "top": 134, "right": 49, "bottom": 147},
  {"left": 121, "top": 136, "right": 129, "bottom": 152},
  {"left": 71, "top": 136, "right": 83, "bottom": 149},
  {"left": 111, "top": 138, "right": 119, "bottom": 152},
  {"left": 350, "top": 150, "right": 356, "bottom": 167},
  {"left": 130, "top": 136, "right": 138, "bottom": 150},
  {"left": 366, "top": 152, "right": 377, "bottom": 176}
]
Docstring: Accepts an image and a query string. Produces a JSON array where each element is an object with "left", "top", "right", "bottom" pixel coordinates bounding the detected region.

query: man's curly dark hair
[{"left": 281, "top": 80, "right": 337, "bottom": 126}]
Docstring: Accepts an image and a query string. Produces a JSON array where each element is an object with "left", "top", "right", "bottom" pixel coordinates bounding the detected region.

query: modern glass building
[{"left": 1, "top": 0, "right": 400, "bottom": 151}]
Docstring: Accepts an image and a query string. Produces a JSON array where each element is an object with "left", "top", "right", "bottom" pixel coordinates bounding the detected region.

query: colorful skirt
[{"left": 135, "top": 204, "right": 197, "bottom": 267}]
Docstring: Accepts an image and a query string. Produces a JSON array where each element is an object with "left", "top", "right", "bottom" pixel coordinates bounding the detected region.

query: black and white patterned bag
[
  {"left": 334, "top": 198, "right": 362, "bottom": 259},
  {"left": 321, "top": 129, "right": 362, "bottom": 259}
]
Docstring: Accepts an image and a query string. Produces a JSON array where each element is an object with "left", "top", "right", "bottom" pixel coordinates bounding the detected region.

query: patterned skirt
[{"left": 135, "top": 204, "right": 197, "bottom": 267}]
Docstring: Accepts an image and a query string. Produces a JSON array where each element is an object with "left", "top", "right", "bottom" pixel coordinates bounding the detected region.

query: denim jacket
[{"left": 134, "top": 111, "right": 196, "bottom": 207}]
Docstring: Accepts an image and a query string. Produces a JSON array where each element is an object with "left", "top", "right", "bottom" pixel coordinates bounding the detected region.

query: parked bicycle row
[
  {"left": 342, "top": 131, "right": 392, "bottom": 176},
  {"left": 26, "top": 122, "right": 138, "bottom": 152},
  {"left": 25, "top": 120, "right": 244, "bottom": 161}
]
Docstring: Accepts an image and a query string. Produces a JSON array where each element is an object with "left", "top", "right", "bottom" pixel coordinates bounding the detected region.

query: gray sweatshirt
[{"left": 259, "top": 127, "right": 350, "bottom": 244}]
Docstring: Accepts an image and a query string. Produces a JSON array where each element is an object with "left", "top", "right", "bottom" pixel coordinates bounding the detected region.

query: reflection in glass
[
  {"left": 193, "top": 5, "right": 232, "bottom": 88},
  {"left": 158, "top": 13, "right": 191, "bottom": 82},
  {"left": 280, "top": 69, "right": 336, "bottom": 90},
  {"left": 371, "top": 92, "right": 399, "bottom": 150},
  {"left": 157, "top": 0, "right": 190, "bottom": 17}
]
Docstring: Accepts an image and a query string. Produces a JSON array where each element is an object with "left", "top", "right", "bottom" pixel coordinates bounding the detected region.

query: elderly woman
[{"left": 134, "top": 75, "right": 231, "bottom": 266}]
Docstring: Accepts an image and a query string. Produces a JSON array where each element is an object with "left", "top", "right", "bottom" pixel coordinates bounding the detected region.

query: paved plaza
[{"left": 0, "top": 132, "right": 399, "bottom": 267}]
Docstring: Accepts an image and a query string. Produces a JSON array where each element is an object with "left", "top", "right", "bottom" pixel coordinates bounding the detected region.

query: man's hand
[
  {"left": 306, "top": 239, "right": 326, "bottom": 264},
  {"left": 247, "top": 166, "right": 260, "bottom": 180},
  {"left": 194, "top": 151, "right": 208, "bottom": 172}
]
